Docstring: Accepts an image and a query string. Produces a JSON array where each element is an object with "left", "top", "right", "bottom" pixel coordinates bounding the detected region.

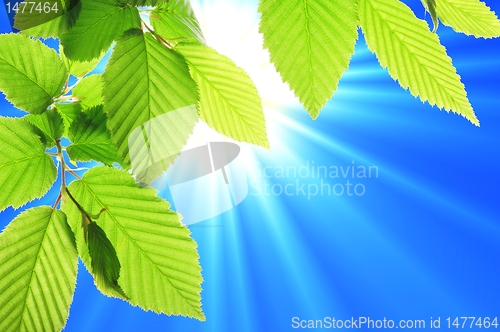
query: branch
[
  {"left": 53, "top": 192, "right": 62, "bottom": 209},
  {"left": 141, "top": 19, "right": 173, "bottom": 49},
  {"left": 67, "top": 168, "right": 82, "bottom": 180}
]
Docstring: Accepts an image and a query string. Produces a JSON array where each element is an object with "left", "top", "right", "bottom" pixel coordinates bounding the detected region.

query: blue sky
[{"left": 1, "top": 0, "right": 500, "bottom": 331}]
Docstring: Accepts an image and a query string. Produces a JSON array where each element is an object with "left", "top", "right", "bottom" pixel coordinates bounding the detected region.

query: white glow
[{"left": 184, "top": 0, "right": 301, "bottom": 148}]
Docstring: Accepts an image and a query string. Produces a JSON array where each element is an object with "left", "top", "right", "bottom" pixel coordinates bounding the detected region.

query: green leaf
[
  {"left": 0, "top": 34, "right": 67, "bottom": 114},
  {"left": 0, "top": 117, "right": 57, "bottom": 212},
  {"left": 67, "top": 105, "right": 122, "bottom": 165},
  {"left": 73, "top": 74, "right": 104, "bottom": 108},
  {"left": 60, "top": 44, "right": 103, "bottom": 78},
  {"left": 56, "top": 102, "right": 83, "bottom": 135},
  {"left": 0, "top": 207, "right": 78, "bottom": 332},
  {"left": 104, "top": 29, "right": 198, "bottom": 166},
  {"left": 62, "top": 166, "right": 205, "bottom": 320},
  {"left": 258, "top": 0, "right": 359, "bottom": 119},
  {"left": 175, "top": 42, "right": 269, "bottom": 148},
  {"left": 15, "top": 0, "right": 82, "bottom": 39},
  {"left": 434, "top": 0, "right": 500, "bottom": 38},
  {"left": 26, "top": 109, "right": 65, "bottom": 148},
  {"left": 151, "top": 0, "right": 205, "bottom": 46},
  {"left": 118, "top": 0, "right": 166, "bottom": 7},
  {"left": 87, "top": 221, "right": 128, "bottom": 299},
  {"left": 26, "top": 122, "right": 49, "bottom": 147},
  {"left": 60, "top": 0, "right": 140, "bottom": 61},
  {"left": 358, "top": 0, "right": 479, "bottom": 125},
  {"left": 129, "top": 105, "right": 198, "bottom": 185}
]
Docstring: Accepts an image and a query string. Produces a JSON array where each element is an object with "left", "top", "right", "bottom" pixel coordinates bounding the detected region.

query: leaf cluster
[
  {"left": 260, "top": 0, "right": 500, "bottom": 123},
  {"left": 0, "top": 0, "right": 499, "bottom": 330}
]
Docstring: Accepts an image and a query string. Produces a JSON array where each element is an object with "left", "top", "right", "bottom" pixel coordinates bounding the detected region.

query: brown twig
[
  {"left": 141, "top": 19, "right": 173, "bottom": 49},
  {"left": 67, "top": 168, "right": 82, "bottom": 180},
  {"left": 53, "top": 192, "right": 62, "bottom": 209}
]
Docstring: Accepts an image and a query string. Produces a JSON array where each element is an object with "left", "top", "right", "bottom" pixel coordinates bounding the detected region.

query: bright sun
[{"left": 182, "top": 0, "right": 301, "bottom": 151}]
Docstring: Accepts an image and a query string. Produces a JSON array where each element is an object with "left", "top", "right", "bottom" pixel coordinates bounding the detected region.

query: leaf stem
[
  {"left": 63, "top": 76, "right": 69, "bottom": 92},
  {"left": 64, "top": 77, "right": 83, "bottom": 94},
  {"left": 141, "top": 19, "right": 173, "bottom": 49},
  {"left": 56, "top": 140, "right": 66, "bottom": 186},
  {"left": 61, "top": 75, "right": 73, "bottom": 95},
  {"left": 67, "top": 168, "right": 82, "bottom": 180},
  {"left": 53, "top": 192, "right": 62, "bottom": 209},
  {"left": 64, "top": 186, "right": 85, "bottom": 214},
  {"left": 55, "top": 95, "right": 77, "bottom": 103},
  {"left": 55, "top": 140, "right": 87, "bottom": 213},
  {"left": 55, "top": 140, "right": 105, "bottom": 241}
]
